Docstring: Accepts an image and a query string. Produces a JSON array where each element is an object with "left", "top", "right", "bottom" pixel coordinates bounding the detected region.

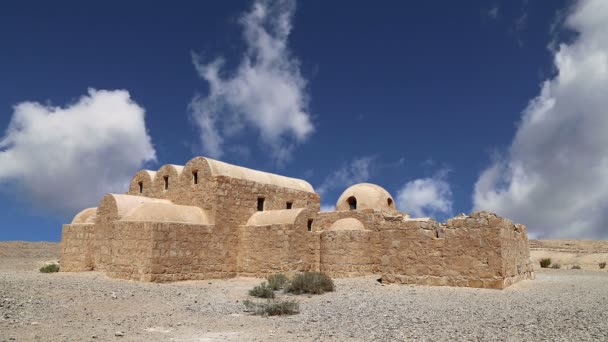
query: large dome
[{"left": 335, "top": 183, "right": 396, "bottom": 211}]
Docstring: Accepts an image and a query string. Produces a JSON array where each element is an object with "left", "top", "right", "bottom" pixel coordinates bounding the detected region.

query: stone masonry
[{"left": 61, "top": 156, "right": 534, "bottom": 289}]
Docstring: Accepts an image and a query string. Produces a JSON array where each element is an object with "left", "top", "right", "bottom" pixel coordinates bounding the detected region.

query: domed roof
[
  {"left": 335, "top": 183, "right": 396, "bottom": 211},
  {"left": 71, "top": 207, "right": 97, "bottom": 224},
  {"left": 328, "top": 218, "right": 366, "bottom": 231},
  {"left": 121, "top": 203, "right": 211, "bottom": 224},
  {"left": 246, "top": 208, "right": 308, "bottom": 226}
]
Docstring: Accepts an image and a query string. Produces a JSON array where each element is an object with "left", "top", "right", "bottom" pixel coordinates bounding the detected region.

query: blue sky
[{"left": 2, "top": 0, "right": 608, "bottom": 241}]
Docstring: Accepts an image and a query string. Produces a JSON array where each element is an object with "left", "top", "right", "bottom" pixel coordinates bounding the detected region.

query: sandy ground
[
  {"left": 530, "top": 239, "right": 608, "bottom": 270},
  {"left": 1, "top": 241, "right": 608, "bottom": 341}
]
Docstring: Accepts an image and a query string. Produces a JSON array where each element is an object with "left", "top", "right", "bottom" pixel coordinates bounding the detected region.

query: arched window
[
  {"left": 138, "top": 181, "right": 143, "bottom": 194},
  {"left": 163, "top": 176, "right": 169, "bottom": 190},
  {"left": 387, "top": 198, "right": 393, "bottom": 208},
  {"left": 192, "top": 171, "right": 198, "bottom": 184},
  {"left": 347, "top": 196, "right": 357, "bottom": 210}
]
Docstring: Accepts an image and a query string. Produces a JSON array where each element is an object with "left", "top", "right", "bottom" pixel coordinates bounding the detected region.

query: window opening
[
  {"left": 307, "top": 219, "right": 313, "bottom": 232},
  {"left": 163, "top": 176, "right": 169, "bottom": 190},
  {"left": 347, "top": 196, "right": 357, "bottom": 210},
  {"left": 138, "top": 181, "right": 143, "bottom": 194},
  {"left": 257, "top": 197, "right": 265, "bottom": 211},
  {"left": 387, "top": 198, "right": 393, "bottom": 207},
  {"left": 193, "top": 171, "right": 198, "bottom": 184},
  {"left": 286, "top": 202, "right": 293, "bottom": 209}
]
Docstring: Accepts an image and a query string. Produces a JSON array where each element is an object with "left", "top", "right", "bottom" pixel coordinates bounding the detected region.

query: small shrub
[
  {"left": 267, "top": 273, "right": 289, "bottom": 291},
  {"left": 539, "top": 258, "right": 552, "bottom": 268},
  {"left": 571, "top": 265, "right": 582, "bottom": 270},
  {"left": 599, "top": 262, "right": 606, "bottom": 269},
  {"left": 243, "top": 299, "right": 299, "bottom": 316},
  {"left": 551, "top": 264, "right": 561, "bottom": 269},
  {"left": 285, "top": 272, "right": 335, "bottom": 295},
  {"left": 39, "top": 264, "right": 60, "bottom": 273},
  {"left": 249, "top": 282, "right": 275, "bottom": 298}
]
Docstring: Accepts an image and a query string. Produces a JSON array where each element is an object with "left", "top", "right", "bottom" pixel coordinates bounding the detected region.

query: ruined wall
[
  {"left": 238, "top": 223, "right": 320, "bottom": 276},
  {"left": 381, "top": 212, "right": 533, "bottom": 289},
  {"left": 500, "top": 223, "right": 534, "bottom": 287}
]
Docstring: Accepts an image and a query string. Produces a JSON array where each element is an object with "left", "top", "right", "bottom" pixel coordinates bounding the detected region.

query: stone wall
[
  {"left": 106, "top": 221, "right": 154, "bottom": 280},
  {"left": 320, "top": 230, "right": 380, "bottom": 276},
  {"left": 237, "top": 223, "right": 320, "bottom": 277},
  {"left": 147, "top": 222, "right": 231, "bottom": 282},
  {"left": 381, "top": 212, "right": 533, "bottom": 289},
  {"left": 60, "top": 224, "right": 96, "bottom": 271}
]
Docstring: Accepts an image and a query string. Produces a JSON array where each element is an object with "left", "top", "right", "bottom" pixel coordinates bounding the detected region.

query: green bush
[
  {"left": 39, "top": 263, "right": 60, "bottom": 273},
  {"left": 571, "top": 265, "right": 582, "bottom": 270},
  {"left": 539, "top": 258, "right": 552, "bottom": 268},
  {"left": 243, "top": 299, "right": 299, "bottom": 316},
  {"left": 551, "top": 264, "right": 561, "bottom": 269},
  {"left": 267, "top": 273, "right": 289, "bottom": 291},
  {"left": 248, "top": 282, "right": 275, "bottom": 298},
  {"left": 285, "top": 272, "right": 335, "bottom": 295},
  {"left": 599, "top": 262, "right": 606, "bottom": 269}
]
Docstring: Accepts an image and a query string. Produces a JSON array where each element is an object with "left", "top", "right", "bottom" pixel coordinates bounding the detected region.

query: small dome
[
  {"left": 328, "top": 218, "right": 366, "bottom": 231},
  {"left": 335, "top": 183, "right": 396, "bottom": 211},
  {"left": 71, "top": 207, "right": 97, "bottom": 224}
]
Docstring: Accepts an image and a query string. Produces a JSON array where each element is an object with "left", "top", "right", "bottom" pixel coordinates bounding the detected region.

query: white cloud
[
  {"left": 0, "top": 89, "right": 156, "bottom": 214},
  {"left": 487, "top": 5, "right": 500, "bottom": 20},
  {"left": 473, "top": 0, "right": 608, "bottom": 239},
  {"left": 397, "top": 171, "right": 453, "bottom": 218},
  {"left": 320, "top": 204, "right": 334, "bottom": 212},
  {"left": 190, "top": 0, "right": 313, "bottom": 164},
  {"left": 317, "top": 157, "right": 374, "bottom": 196}
]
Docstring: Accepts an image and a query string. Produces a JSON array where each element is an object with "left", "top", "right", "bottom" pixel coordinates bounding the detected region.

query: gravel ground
[{"left": 2, "top": 264, "right": 608, "bottom": 342}]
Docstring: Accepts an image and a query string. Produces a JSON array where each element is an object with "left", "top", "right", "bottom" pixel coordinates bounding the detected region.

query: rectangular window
[
  {"left": 286, "top": 202, "right": 293, "bottom": 209},
  {"left": 163, "top": 176, "right": 169, "bottom": 190},
  {"left": 193, "top": 171, "right": 198, "bottom": 184},
  {"left": 138, "top": 181, "right": 143, "bottom": 194},
  {"left": 257, "top": 197, "right": 265, "bottom": 211},
  {"left": 307, "top": 219, "right": 313, "bottom": 232}
]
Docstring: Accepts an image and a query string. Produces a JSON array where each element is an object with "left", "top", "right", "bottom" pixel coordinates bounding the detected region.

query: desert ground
[{"left": 1, "top": 241, "right": 607, "bottom": 342}]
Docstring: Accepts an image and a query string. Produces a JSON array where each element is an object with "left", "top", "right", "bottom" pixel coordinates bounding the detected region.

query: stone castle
[{"left": 61, "top": 156, "right": 534, "bottom": 289}]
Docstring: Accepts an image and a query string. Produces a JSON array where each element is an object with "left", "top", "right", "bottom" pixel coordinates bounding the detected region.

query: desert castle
[{"left": 61, "top": 156, "right": 534, "bottom": 289}]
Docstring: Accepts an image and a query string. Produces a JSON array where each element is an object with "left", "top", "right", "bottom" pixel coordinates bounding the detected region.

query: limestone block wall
[
  {"left": 60, "top": 224, "right": 96, "bottom": 271},
  {"left": 146, "top": 222, "right": 230, "bottom": 282},
  {"left": 238, "top": 223, "right": 320, "bottom": 277},
  {"left": 106, "top": 221, "right": 154, "bottom": 281},
  {"left": 382, "top": 212, "right": 533, "bottom": 289},
  {"left": 320, "top": 230, "right": 381, "bottom": 277},
  {"left": 500, "top": 223, "right": 534, "bottom": 287}
]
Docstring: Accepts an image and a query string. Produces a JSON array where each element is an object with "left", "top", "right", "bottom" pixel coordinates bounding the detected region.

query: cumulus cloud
[
  {"left": 320, "top": 204, "right": 335, "bottom": 212},
  {"left": 473, "top": 0, "right": 608, "bottom": 238},
  {"left": 190, "top": 0, "right": 313, "bottom": 164},
  {"left": 317, "top": 157, "right": 374, "bottom": 196},
  {"left": 486, "top": 5, "right": 500, "bottom": 20},
  {"left": 0, "top": 89, "right": 156, "bottom": 214},
  {"left": 397, "top": 171, "right": 453, "bottom": 218}
]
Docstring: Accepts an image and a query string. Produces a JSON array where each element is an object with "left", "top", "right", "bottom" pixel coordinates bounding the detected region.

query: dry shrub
[
  {"left": 267, "top": 273, "right": 289, "bottom": 291},
  {"left": 539, "top": 258, "right": 552, "bottom": 268},
  {"left": 571, "top": 265, "right": 582, "bottom": 270},
  {"left": 248, "top": 282, "right": 275, "bottom": 299},
  {"left": 285, "top": 272, "right": 335, "bottom": 295},
  {"left": 551, "top": 264, "right": 561, "bottom": 269},
  {"left": 243, "top": 299, "right": 299, "bottom": 316},
  {"left": 599, "top": 262, "right": 606, "bottom": 269},
  {"left": 39, "top": 264, "right": 60, "bottom": 273}
]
